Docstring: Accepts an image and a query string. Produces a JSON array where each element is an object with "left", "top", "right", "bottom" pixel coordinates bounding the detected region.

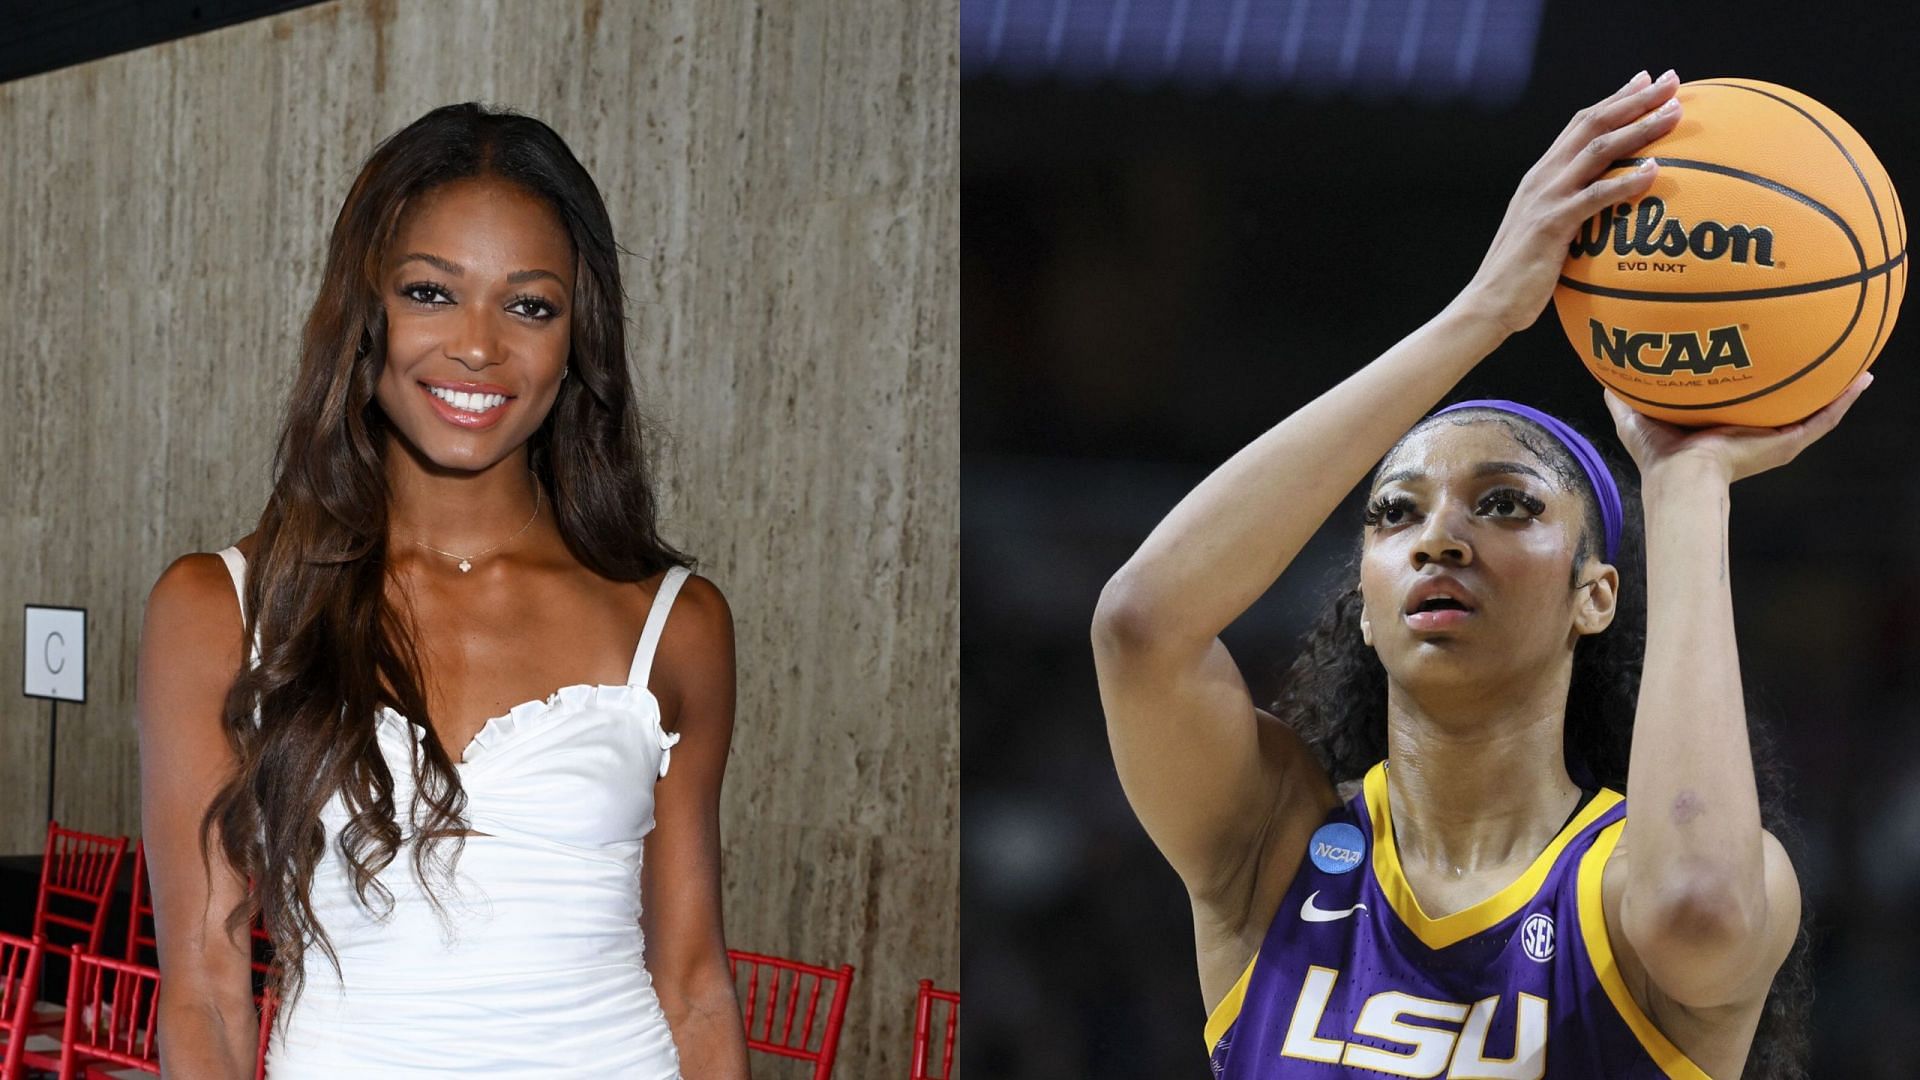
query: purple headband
[{"left": 1428, "top": 399, "right": 1623, "bottom": 564}]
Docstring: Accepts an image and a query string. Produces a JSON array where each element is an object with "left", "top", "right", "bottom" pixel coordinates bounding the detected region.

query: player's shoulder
[{"left": 1594, "top": 812, "right": 1802, "bottom": 955}]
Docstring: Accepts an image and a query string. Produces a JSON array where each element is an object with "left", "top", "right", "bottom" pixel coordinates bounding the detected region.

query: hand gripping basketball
[
  {"left": 1601, "top": 372, "right": 1872, "bottom": 485},
  {"left": 1459, "top": 70, "right": 1683, "bottom": 336}
]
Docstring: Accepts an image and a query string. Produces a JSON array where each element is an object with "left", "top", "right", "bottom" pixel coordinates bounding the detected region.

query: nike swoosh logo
[{"left": 1301, "top": 890, "right": 1368, "bottom": 923}]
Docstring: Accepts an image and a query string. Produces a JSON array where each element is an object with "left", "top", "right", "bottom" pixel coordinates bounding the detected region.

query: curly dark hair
[
  {"left": 1269, "top": 406, "right": 1812, "bottom": 1080},
  {"left": 199, "top": 102, "right": 689, "bottom": 1017}
]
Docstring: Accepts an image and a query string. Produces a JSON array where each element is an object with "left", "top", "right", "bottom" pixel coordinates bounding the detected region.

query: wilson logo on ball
[
  {"left": 1553, "top": 79, "right": 1905, "bottom": 427},
  {"left": 1568, "top": 196, "right": 1776, "bottom": 266},
  {"left": 1588, "top": 319, "right": 1754, "bottom": 376}
]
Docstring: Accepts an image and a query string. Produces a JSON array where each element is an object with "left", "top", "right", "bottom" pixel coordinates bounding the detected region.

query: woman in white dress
[{"left": 136, "top": 103, "right": 748, "bottom": 1077}]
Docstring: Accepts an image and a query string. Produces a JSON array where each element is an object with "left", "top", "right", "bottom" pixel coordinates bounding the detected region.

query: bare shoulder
[
  {"left": 147, "top": 530, "right": 259, "bottom": 639},
  {"left": 1601, "top": 823, "right": 1801, "bottom": 958},
  {"left": 1599, "top": 825, "right": 1799, "bottom": 1078},
  {"left": 146, "top": 548, "right": 243, "bottom": 646},
  {"left": 659, "top": 570, "right": 731, "bottom": 634},
  {"left": 653, "top": 570, "right": 733, "bottom": 658},
  {"left": 648, "top": 570, "right": 735, "bottom": 727},
  {"left": 139, "top": 544, "right": 250, "bottom": 740}
]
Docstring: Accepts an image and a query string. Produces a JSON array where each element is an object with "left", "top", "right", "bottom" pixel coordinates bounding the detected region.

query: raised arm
[
  {"left": 641, "top": 573, "right": 750, "bottom": 1078},
  {"left": 1605, "top": 374, "right": 1869, "bottom": 1010},
  {"left": 137, "top": 552, "right": 259, "bottom": 1080},
  {"left": 1091, "top": 70, "right": 1683, "bottom": 911}
]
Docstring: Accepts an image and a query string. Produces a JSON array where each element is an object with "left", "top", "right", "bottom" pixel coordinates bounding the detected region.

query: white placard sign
[{"left": 24, "top": 605, "right": 86, "bottom": 703}]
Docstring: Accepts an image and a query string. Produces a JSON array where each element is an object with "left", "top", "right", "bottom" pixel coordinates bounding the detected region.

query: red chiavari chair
[
  {"left": 727, "top": 949, "right": 855, "bottom": 1080},
  {"left": 17, "top": 823, "right": 129, "bottom": 1073},
  {"left": 0, "top": 932, "right": 46, "bottom": 1080},
  {"left": 30, "top": 824, "right": 128, "bottom": 961},
  {"left": 910, "top": 979, "right": 960, "bottom": 1080},
  {"left": 57, "top": 949, "right": 161, "bottom": 1079}
]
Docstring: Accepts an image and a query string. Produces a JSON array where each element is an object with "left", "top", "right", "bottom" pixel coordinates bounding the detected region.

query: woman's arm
[
  {"left": 1092, "top": 71, "right": 1683, "bottom": 907},
  {"left": 138, "top": 553, "right": 260, "bottom": 1080},
  {"left": 643, "top": 573, "right": 750, "bottom": 1078},
  {"left": 1608, "top": 377, "right": 1868, "bottom": 1008}
]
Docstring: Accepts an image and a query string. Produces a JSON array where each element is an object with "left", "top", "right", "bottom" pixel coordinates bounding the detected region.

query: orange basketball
[{"left": 1553, "top": 78, "right": 1905, "bottom": 427}]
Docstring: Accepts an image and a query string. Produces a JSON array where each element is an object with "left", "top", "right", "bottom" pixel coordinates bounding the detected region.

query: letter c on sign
[{"left": 44, "top": 631, "right": 66, "bottom": 675}]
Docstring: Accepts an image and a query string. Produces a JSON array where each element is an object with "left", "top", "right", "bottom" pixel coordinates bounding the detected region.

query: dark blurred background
[{"left": 961, "top": 1, "right": 1920, "bottom": 1076}]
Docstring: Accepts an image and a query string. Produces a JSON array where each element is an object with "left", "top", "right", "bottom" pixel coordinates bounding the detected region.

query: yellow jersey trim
[
  {"left": 1363, "top": 760, "right": 1623, "bottom": 951},
  {"left": 1203, "top": 948, "right": 1260, "bottom": 1053},
  {"left": 1576, "top": 819, "right": 1714, "bottom": 1080}
]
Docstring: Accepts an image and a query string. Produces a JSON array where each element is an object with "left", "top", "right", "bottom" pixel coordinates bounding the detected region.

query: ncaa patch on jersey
[{"left": 1308, "top": 822, "right": 1366, "bottom": 874}]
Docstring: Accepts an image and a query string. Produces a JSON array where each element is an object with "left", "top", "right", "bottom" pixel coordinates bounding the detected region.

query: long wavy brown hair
[
  {"left": 201, "top": 102, "right": 690, "bottom": 1013},
  {"left": 1272, "top": 407, "right": 1812, "bottom": 1079}
]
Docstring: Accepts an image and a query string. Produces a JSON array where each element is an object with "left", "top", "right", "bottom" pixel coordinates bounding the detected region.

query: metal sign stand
[{"left": 46, "top": 700, "right": 59, "bottom": 828}]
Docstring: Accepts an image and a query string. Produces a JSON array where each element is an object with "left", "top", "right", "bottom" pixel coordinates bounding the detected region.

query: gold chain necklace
[{"left": 412, "top": 469, "right": 543, "bottom": 573}]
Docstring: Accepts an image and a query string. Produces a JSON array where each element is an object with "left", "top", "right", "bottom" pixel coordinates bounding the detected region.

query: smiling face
[
  {"left": 372, "top": 175, "right": 576, "bottom": 471},
  {"left": 1357, "top": 416, "right": 1618, "bottom": 695}
]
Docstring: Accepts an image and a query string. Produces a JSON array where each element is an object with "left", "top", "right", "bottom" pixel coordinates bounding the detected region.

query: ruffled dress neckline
[{"left": 378, "top": 682, "right": 681, "bottom": 773}]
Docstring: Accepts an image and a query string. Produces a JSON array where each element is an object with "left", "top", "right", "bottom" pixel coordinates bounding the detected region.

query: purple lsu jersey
[{"left": 1204, "top": 760, "right": 1712, "bottom": 1079}]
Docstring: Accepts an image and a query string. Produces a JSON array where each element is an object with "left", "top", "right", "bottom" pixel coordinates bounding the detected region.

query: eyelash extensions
[{"left": 1361, "top": 487, "right": 1547, "bottom": 529}]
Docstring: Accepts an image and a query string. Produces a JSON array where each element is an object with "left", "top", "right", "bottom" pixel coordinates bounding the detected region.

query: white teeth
[{"left": 426, "top": 385, "right": 507, "bottom": 413}]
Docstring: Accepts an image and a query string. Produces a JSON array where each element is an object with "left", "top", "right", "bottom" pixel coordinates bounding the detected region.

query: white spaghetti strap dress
[{"left": 215, "top": 546, "right": 688, "bottom": 1078}]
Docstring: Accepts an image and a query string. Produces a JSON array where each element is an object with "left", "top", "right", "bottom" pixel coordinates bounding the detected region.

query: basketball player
[{"left": 1091, "top": 69, "right": 1867, "bottom": 1078}]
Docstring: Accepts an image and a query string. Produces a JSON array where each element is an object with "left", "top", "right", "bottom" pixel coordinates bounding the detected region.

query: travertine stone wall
[{"left": 0, "top": 1, "right": 957, "bottom": 1074}]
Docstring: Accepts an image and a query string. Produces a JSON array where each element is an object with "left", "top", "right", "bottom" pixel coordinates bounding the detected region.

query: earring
[{"left": 561, "top": 365, "right": 570, "bottom": 381}]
